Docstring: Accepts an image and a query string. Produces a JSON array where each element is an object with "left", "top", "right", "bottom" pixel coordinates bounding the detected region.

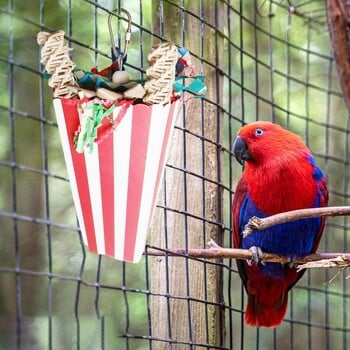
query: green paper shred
[{"left": 75, "top": 103, "right": 116, "bottom": 153}]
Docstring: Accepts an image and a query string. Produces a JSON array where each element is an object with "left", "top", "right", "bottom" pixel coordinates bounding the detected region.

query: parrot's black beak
[{"left": 232, "top": 136, "right": 251, "bottom": 165}]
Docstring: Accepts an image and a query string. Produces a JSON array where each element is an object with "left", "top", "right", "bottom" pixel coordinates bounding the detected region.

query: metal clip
[{"left": 108, "top": 8, "right": 132, "bottom": 69}]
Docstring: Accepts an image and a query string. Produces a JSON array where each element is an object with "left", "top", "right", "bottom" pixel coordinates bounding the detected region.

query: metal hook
[{"left": 108, "top": 8, "right": 132, "bottom": 68}]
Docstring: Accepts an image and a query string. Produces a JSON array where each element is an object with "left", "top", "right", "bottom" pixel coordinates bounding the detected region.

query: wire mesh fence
[{"left": 0, "top": 0, "right": 349, "bottom": 349}]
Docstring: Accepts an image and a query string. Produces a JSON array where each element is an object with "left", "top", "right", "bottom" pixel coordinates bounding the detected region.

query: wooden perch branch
[
  {"left": 146, "top": 241, "right": 350, "bottom": 272},
  {"left": 147, "top": 206, "right": 350, "bottom": 271},
  {"left": 242, "top": 206, "right": 350, "bottom": 237}
]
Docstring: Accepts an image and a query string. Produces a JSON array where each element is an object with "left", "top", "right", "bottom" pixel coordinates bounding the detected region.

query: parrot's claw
[
  {"left": 287, "top": 255, "right": 299, "bottom": 268},
  {"left": 247, "top": 246, "right": 264, "bottom": 266}
]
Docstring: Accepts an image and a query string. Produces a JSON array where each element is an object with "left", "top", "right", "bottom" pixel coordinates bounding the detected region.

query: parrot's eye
[{"left": 255, "top": 128, "right": 264, "bottom": 137}]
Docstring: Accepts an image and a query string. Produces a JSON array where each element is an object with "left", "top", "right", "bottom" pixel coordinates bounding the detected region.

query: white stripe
[
  {"left": 84, "top": 145, "right": 105, "bottom": 255},
  {"left": 53, "top": 99, "right": 88, "bottom": 245},
  {"left": 113, "top": 106, "right": 133, "bottom": 260},
  {"left": 133, "top": 102, "right": 178, "bottom": 262}
]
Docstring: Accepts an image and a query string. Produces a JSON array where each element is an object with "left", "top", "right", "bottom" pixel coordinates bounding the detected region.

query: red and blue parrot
[{"left": 232, "top": 121, "right": 328, "bottom": 328}]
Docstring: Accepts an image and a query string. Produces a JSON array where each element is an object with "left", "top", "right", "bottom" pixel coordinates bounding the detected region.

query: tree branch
[
  {"left": 243, "top": 206, "right": 350, "bottom": 237},
  {"left": 146, "top": 240, "right": 350, "bottom": 272},
  {"left": 147, "top": 206, "right": 350, "bottom": 271}
]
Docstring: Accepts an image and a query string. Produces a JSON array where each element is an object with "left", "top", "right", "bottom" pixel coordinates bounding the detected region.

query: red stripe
[
  {"left": 61, "top": 99, "right": 98, "bottom": 253},
  {"left": 98, "top": 125, "right": 115, "bottom": 257},
  {"left": 124, "top": 104, "right": 152, "bottom": 261},
  {"left": 148, "top": 102, "right": 177, "bottom": 227}
]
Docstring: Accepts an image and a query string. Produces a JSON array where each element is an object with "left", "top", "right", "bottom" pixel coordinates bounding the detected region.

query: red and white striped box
[{"left": 53, "top": 98, "right": 180, "bottom": 262}]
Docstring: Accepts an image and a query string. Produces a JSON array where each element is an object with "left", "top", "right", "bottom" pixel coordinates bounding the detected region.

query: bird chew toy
[
  {"left": 36, "top": 8, "right": 206, "bottom": 262},
  {"left": 37, "top": 30, "right": 78, "bottom": 98},
  {"left": 143, "top": 43, "right": 178, "bottom": 105}
]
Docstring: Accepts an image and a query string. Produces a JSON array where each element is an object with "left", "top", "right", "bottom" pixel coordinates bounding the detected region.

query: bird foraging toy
[
  {"left": 52, "top": 98, "right": 178, "bottom": 262},
  {"left": 36, "top": 8, "right": 206, "bottom": 262}
]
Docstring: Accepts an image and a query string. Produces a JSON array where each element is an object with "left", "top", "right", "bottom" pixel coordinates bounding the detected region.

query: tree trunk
[{"left": 150, "top": 1, "right": 225, "bottom": 348}]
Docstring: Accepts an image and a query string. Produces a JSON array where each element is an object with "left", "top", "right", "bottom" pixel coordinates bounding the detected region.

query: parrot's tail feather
[{"left": 245, "top": 293, "right": 288, "bottom": 328}]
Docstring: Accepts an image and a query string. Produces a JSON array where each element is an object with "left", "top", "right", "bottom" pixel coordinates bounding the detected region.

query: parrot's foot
[
  {"left": 287, "top": 255, "right": 299, "bottom": 268},
  {"left": 247, "top": 246, "right": 264, "bottom": 266}
]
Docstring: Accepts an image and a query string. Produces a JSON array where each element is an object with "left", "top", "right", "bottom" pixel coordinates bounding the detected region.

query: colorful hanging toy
[{"left": 37, "top": 8, "right": 206, "bottom": 263}]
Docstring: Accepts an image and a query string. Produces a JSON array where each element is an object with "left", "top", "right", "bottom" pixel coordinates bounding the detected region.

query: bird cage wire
[{"left": 0, "top": 0, "right": 349, "bottom": 349}]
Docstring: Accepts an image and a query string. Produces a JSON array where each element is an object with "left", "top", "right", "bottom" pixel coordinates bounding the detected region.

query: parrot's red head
[
  {"left": 233, "top": 121, "right": 309, "bottom": 167},
  {"left": 232, "top": 121, "right": 321, "bottom": 214}
]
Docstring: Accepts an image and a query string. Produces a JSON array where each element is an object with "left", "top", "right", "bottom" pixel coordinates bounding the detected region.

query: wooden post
[{"left": 150, "top": 1, "right": 225, "bottom": 348}]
